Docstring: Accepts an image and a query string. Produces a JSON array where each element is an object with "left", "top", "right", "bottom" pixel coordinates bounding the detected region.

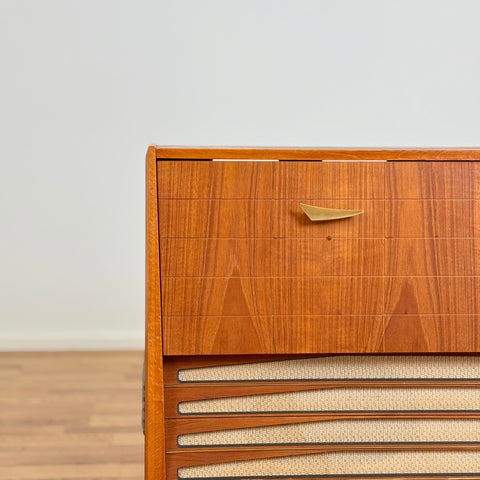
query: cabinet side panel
[{"left": 145, "top": 146, "right": 165, "bottom": 480}]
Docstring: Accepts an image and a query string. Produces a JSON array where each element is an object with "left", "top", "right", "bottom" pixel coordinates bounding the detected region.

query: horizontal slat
[
  {"left": 155, "top": 146, "right": 480, "bottom": 160},
  {"left": 160, "top": 239, "right": 384, "bottom": 277},
  {"left": 165, "top": 384, "right": 480, "bottom": 419},
  {"left": 175, "top": 386, "right": 480, "bottom": 416},
  {"left": 162, "top": 316, "right": 384, "bottom": 355},
  {"left": 176, "top": 418, "right": 480, "bottom": 449},
  {"left": 159, "top": 199, "right": 382, "bottom": 238},
  {"left": 386, "top": 200, "right": 479, "bottom": 237},
  {"left": 385, "top": 277, "right": 480, "bottom": 314},
  {"left": 163, "top": 316, "right": 480, "bottom": 355},
  {"left": 274, "top": 162, "right": 384, "bottom": 199},
  {"left": 175, "top": 355, "right": 480, "bottom": 384},
  {"left": 157, "top": 161, "right": 274, "bottom": 199},
  {"left": 386, "top": 239, "right": 480, "bottom": 276},
  {"left": 387, "top": 162, "right": 480, "bottom": 199},
  {"left": 166, "top": 416, "right": 480, "bottom": 451},
  {"left": 162, "top": 277, "right": 384, "bottom": 317},
  {"left": 173, "top": 449, "right": 480, "bottom": 479}
]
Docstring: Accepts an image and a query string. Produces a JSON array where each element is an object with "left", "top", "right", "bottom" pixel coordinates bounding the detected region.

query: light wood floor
[{"left": 0, "top": 351, "right": 144, "bottom": 480}]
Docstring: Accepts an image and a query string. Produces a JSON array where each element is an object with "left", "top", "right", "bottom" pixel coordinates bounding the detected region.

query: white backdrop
[{"left": 1, "top": 1, "right": 480, "bottom": 350}]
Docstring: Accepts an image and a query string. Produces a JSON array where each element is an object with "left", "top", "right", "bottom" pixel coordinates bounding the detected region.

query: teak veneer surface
[
  {"left": 155, "top": 146, "right": 480, "bottom": 160},
  {"left": 157, "top": 158, "right": 480, "bottom": 355}
]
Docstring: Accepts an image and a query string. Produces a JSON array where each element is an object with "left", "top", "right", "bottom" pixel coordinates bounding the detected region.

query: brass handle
[{"left": 300, "top": 203, "right": 364, "bottom": 221}]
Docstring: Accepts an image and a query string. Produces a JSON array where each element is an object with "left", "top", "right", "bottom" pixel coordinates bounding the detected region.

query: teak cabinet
[{"left": 146, "top": 146, "right": 480, "bottom": 480}]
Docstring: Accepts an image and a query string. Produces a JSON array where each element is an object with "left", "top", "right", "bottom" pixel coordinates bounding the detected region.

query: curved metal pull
[{"left": 300, "top": 203, "right": 364, "bottom": 222}]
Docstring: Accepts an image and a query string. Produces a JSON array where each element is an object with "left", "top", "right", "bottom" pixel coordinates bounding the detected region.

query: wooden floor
[{"left": 0, "top": 351, "right": 144, "bottom": 480}]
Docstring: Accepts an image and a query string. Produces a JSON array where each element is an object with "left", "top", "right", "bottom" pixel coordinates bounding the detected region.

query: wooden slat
[
  {"left": 384, "top": 315, "right": 480, "bottom": 353},
  {"left": 157, "top": 161, "right": 274, "bottom": 199},
  {"left": 386, "top": 239, "right": 480, "bottom": 276},
  {"left": 165, "top": 384, "right": 480, "bottom": 419},
  {"left": 161, "top": 277, "right": 273, "bottom": 316},
  {"left": 272, "top": 278, "right": 384, "bottom": 315},
  {"left": 154, "top": 146, "right": 480, "bottom": 161},
  {"left": 163, "top": 277, "right": 383, "bottom": 317},
  {"left": 385, "top": 277, "right": 479, "bottom": 315},
  {"left": 166, "top": 447, "right": 480, "bottom": 480},
  {"left": 387, "top": 162, "right": 480, "bottom": 199},
  {"left": 275, "top": 200, "right": 384, "bottom": 238},
  {"left": 165, "top": 415, "right": 480, "bottom": 452},
  {"left": 162, "top": 316, "right": 384, "bottom": 355},
  {"left": 160, "top": 239, "right": 383, "bottom": 278},
  {"left": 158, "top": 199, "right": 273, "bottom": 238},
  {"left": 274, "top": 162, "right": 384, "bottom": 199},
  {"left": 386, "top": 200, "right": 478, "bottom": 238},
  {"left": 159, "top": 199, "right": 382, "bottom": 239}
]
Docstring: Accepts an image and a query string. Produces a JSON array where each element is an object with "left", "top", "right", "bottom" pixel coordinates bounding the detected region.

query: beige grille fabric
[
  {"left": 178, "top": 418, "right": 480, "bottom": 447},
  {"left": 177, "top": 355, "right": 480, "bottom": 382},
  {"left": 177, "top": 387, "right": 480, "bottom": 414},
  {"left": 177, "top": 450, "right": 480, "bottom": 479}
]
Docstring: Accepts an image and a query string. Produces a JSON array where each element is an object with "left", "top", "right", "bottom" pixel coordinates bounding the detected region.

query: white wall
[{"left": 1, "top": 0, "right": 480, "bottom": 350}]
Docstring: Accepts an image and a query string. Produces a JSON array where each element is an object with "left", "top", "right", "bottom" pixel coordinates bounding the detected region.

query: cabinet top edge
[{"left": 153, "top": 146, "right": 480, "bottom": 161}]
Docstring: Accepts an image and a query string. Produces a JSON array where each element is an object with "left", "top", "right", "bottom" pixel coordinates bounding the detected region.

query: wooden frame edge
[
  {"left": 155, "top": 146, "right": 480, "bottom": 161},
  {"left": 146, "top": 145, "right": 166, "bottom": 480}
]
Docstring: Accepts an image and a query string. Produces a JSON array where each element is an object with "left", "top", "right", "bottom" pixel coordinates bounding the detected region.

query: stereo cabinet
[{"left": 146, "top": 146, "right": 480, "bottom": 480}]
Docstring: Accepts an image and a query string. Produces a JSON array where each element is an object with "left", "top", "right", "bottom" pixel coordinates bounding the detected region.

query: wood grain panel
[
  {"left": 383, "top": 315, "right": 480, "bottom": 353},
  {"left": 385, "top": 277, "right": 478, "bottom": 315},
  {"left": 275, "top": 200, "right": 384, "bottom": 238},
  {"left": 163, "top": 316, "right": 275, "bottom": 355},
  {"left": 160, "top": 239, "right": 273, "bottom": 277},
  {"left": 161, "top": 278, "right": 273, "bottom": 316},
  {"left": 268, "top": 315, "right": 384, "bottom": 354},
  {"left": 160, "top": 239, "right": 384, "bottom": 278},
  {"left": 158, "top": 200, "right": 273, "bottom": 238},
  {"left": 387, "top": 162, "right": 480, "bottom": 199},
  {"left": 386, "top": 200, "right": 478, "bottom": 238},
  {"left": 274, "top": 162, "right": 384, "bottom": 199},
  {"left": 155, "top": 146, "right": 480, "bottom": 161},
  {"left": 273, "top": 278, "right": 384, "bottom": 315},
  {"left": 157, "top": 161, "right": 274, "bottom": 198},
  {"left": 386, "top": 239, "right": 480, "bottom": 276},
  {"left": 273, "top": 239, "right": 384, "bottom": 277},
  {"left": 162, "top": 316, "right": 384, "bottom": 355}
]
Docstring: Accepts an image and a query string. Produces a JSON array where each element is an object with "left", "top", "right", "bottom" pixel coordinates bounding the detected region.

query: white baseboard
[{"left": 0, "top": 333, "right": 145, "bottom": 351}]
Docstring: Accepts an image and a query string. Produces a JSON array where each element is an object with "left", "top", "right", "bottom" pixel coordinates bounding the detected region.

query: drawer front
[{"left": 158, "top": 160, "right": 480, "bottom": 355}]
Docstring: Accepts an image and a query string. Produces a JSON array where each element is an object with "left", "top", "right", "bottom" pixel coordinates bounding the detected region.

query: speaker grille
[
  {"left": 177, "top": 450, "right": 480, "bottom": 479},
  {"left": 177, "top": 356, "right": 480, "bottom": 383},
  {"left": 178, "top": 387, "right": 480, "bottom": 415},
  {"left": 178, "top": 418, "right": 480, "bottom": 447}
]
